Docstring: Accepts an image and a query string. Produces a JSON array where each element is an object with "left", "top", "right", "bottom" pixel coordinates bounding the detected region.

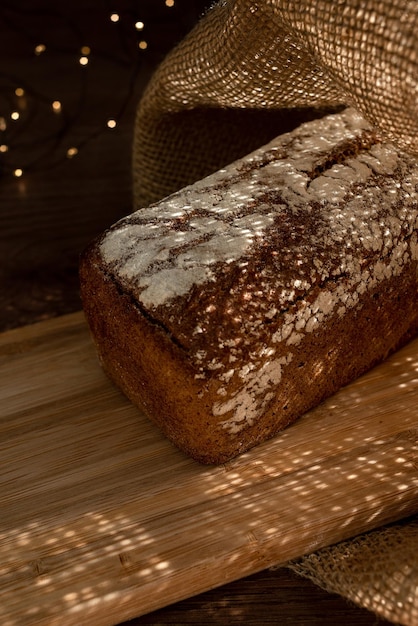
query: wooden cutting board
[{"left": 1, "top": 312, "right": 418, "bottom": 626}]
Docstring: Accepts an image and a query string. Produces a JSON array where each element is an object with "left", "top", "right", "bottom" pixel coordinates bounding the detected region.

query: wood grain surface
[{"left": 1, "top": 311, "right": 417, "bottom": 625}]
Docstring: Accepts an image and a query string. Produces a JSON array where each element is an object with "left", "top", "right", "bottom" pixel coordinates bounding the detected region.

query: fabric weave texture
[{"left": 133, "top": 0, "right": 418, "bottom": 208}]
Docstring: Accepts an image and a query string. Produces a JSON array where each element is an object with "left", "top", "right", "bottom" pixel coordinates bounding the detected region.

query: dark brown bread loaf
[{"left": 80, "top": 108, "right": 418, "bottom": 464}]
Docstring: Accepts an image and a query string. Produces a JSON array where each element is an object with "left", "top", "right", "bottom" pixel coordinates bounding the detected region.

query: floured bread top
[{"left": 99, "top": 108, "right": 418, "bottom": 434}]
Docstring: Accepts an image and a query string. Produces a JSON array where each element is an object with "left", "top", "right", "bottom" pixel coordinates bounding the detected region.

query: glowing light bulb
[
  {"left": 107, "top": 119, "right": 117, "bottom": 129},
  {"left": 52, "top": 101, "right": 62, "bottom": 113},
  {"left": 79, "top": 56, "right": 89, "bottom": 66},
  {"left": 67, "top": 147, "right": 79, "bottom": 158},
  {"left": 14, "top": 168, "right": 23, "bottom": 177},
  {"left": 138, "top": 40, "right": 148, "bottom": 50},
  {"left": 0, "top": 144, "right": 8, "bottom": 152},
  {"left": 110, "top": 13, "right": 119, "bottom": 22},
  {"left": 135, "top": 21, "right": 144, "bottom": 30},
  {"left": 165, "top": 0, "right": 175, "bottom": 6},
  {"left": 35, "top": 44, "right": 46, "bottom": 55},
  {"left": 11, "top": 111, "right": 20, "bottom": 121},
  {"left": 15, "top": 87, "right": 25, "bottom": 97},
  {"left": 81, "top": 46, "right": 91, "bottom": 56}
]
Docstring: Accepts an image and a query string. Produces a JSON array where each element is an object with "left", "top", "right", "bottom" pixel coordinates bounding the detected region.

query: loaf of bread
[{"left": 80, "top": 108, "right": 418, "bottom": 464}]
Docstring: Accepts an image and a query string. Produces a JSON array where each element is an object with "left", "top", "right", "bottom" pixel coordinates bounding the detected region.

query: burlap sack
[
  {"left": 133, "top": 0, "right": 418, "bottom": 208},
  {"left": 288, "top": 515, "right": 418, "bottom": 625},
  {"left": 132, "top": 1, "right": 418, "bottom": 623}
]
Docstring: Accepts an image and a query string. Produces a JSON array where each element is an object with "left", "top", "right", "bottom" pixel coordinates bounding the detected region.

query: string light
[{"left": 0, "top": 0, "right": 190, "bottom": 178}]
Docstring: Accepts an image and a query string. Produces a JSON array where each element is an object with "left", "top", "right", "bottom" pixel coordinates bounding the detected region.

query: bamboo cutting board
[{"left": 1, "top": 312, "right": 418, "bottom": 626}]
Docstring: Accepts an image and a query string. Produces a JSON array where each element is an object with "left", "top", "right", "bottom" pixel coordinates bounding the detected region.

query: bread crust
[{"left": 80, "top": 109, "right": 418, "bottom": 464}]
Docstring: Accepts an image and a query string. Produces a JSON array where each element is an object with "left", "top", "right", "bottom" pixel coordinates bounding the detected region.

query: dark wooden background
[{"left": 1, "top": 2, "right": 392, "bottom": 624}]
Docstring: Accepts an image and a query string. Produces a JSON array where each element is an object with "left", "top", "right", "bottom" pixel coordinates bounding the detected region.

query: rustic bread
[{"left": 80, "top": 108, "right": 418, "bottom": 464}]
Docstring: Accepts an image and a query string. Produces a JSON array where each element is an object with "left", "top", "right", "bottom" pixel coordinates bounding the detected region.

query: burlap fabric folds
[
  {"left": 132, "top": 1, "right": 418, "bottom": 623},
  {"left": 133, "top": 0, "right": 418, "bottom": 208},
  {"left": 287, "top": 517, "right": 418, "bottom": 625}
]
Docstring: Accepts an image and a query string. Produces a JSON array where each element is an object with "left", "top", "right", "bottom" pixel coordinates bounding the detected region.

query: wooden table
[
  {"left": 3, "top": 310, "right": 418, "bottom": 625},
  {"left": 0, "top": 4, "right": 408, "bottom": 622}
]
